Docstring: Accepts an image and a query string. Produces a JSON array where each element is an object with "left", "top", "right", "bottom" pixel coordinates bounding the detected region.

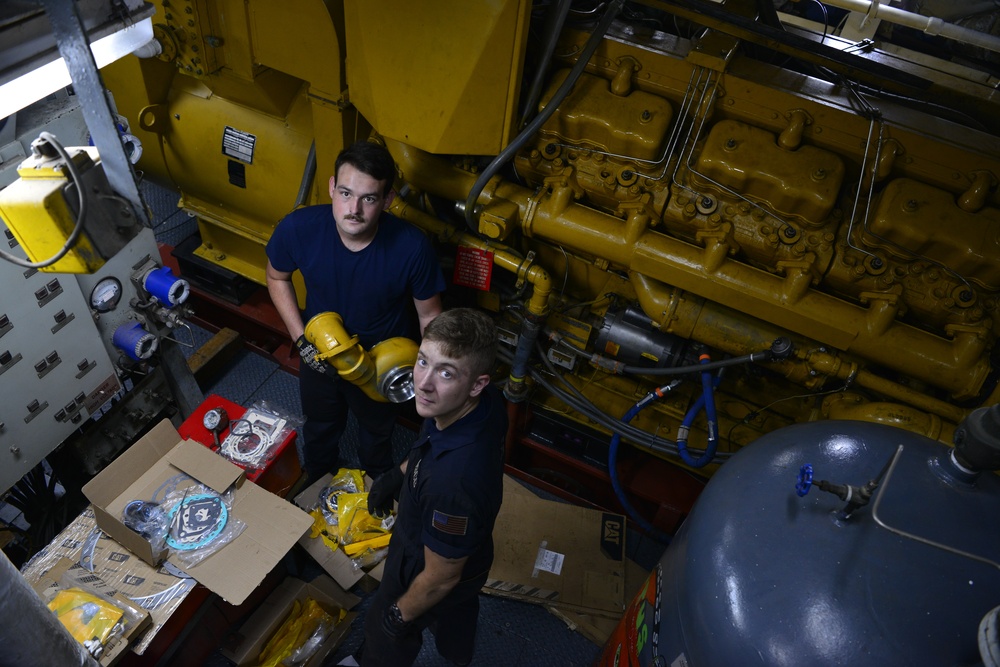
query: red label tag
[{"left": 453, "top": 246, "right": 494, "bottom": 290}]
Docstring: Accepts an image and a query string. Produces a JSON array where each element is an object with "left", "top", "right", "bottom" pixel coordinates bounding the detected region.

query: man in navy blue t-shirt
[
  {"left": 362, "top": 308, "right": 507, "bottom": 667},
  {"left": 265, "top": 141, "right": 445, "bottom": 481}
]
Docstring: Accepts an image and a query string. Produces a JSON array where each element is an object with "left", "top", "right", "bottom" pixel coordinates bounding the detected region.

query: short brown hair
[{"left": 422, "top": 308, "right": 497, "bottom": 378}]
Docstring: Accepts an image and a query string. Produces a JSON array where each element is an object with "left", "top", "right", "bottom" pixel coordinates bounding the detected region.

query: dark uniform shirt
[
  {"left": 387, "top": 384, "right": 507, "bottom": 587},
  {"left": 265, "top": 204, "right": 444, "bottom": 348}
]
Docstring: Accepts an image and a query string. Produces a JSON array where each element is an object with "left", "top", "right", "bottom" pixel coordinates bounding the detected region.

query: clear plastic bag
[
  {"left": 317, "top": 468, "right": 365, "bottom": 526},
  {"left": 254, "top": 597, "right": 343, "bottom": 667},
  {"left": 219, "top": 400, "right": 301, "bottom": 473},
  {"left": 160, "top": 482, "right": 245, "bottom": 568},
  {"left": 121, "top": 498, "right": 168, "bottom": 554},
  {"left": 44, "top": 569, "right": 147, "bottom": 660}
]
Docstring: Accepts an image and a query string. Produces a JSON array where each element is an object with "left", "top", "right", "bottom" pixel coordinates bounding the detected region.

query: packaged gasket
[
  {"left": 218, "top": 401, "right": 298, "bottom": 472},
  {"left": 160, "top": 482, "right": 245, "bottom": 568}
]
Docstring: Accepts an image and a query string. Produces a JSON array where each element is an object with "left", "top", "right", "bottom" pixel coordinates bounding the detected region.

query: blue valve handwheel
[{"left": 796, "top": 463, "right": 814, "bottom": 497}]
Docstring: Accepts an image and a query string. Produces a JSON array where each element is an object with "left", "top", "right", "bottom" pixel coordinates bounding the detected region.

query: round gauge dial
[
  {"left": 90, "top": 277, "right": 123, "bottom": 313},
  {"left": 202, "top": 408, "right": 229, "bottom": 432}
]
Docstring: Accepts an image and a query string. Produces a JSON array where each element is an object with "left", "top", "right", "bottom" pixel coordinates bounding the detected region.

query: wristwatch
[{"left": 388, "top": 602, "right": 406, "bottom": 626}]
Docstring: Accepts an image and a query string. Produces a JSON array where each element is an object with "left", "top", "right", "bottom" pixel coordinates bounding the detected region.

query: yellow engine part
[
  {"left": 101, "top": 0, "right": 359, "bottom": 286},
  {"left": 0, "top": 146, "right": 129, "bottom": 273},
  {"left": 304, "top": 312, "right": 418, "bottom": 404},
  {"left": 344, "top": 0, "right": 531, "bottom": 155}
]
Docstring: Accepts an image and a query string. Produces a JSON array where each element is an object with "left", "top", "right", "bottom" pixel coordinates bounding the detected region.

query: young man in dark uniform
[
  {"left": 363, "top": 308, "right": 507, "bottom": 666},
  {"left": 265, "top": 141, "right": 444, "bottom": 482}
]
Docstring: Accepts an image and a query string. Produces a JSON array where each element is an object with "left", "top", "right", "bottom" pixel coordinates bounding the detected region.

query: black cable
[
  {"left": 464, "top": 0, "right": 626, "bottom": 231},
  {"left": 604, "top": 350, "right": 772, "bottom": 377}
]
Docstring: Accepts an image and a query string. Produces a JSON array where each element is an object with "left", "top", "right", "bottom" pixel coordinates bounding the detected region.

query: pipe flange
[{"left": 515, "top": 250, "right": 536, "bottom": 290}]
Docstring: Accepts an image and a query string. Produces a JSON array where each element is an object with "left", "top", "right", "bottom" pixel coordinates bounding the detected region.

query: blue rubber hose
[
  {"left": 676, "top": 356, "right": 720, "bottom": 468},
  {"left": 609, "top": 391, "right": 673, "bottom": 543}
]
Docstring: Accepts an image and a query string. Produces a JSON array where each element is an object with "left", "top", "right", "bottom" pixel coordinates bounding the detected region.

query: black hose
[
  {"left": 463, "top": 0, "right": 626, "bottom": 232},
  {"left": 502, "top": 346, "right": 731, "bottom": 463},
  {"left": 612, "top": 350, "right": 771, "bottom": 376},
  {"left": 519, "top": 0, "right": 574, "bottom": 128}
]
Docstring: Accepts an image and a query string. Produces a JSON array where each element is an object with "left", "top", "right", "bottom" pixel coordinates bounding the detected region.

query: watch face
[{"left": 90, "top": 277, "right": 123, "bottom": 312}]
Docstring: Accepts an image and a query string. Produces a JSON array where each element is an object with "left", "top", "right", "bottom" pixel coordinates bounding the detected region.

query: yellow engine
[{"left": 100, "top": 0, "right": 1000, "bottom": 487}]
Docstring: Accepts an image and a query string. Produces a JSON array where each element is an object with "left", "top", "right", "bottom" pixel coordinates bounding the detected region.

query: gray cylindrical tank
[{"left": 600, "top": 420, "right": 1000, "bottom": 666}]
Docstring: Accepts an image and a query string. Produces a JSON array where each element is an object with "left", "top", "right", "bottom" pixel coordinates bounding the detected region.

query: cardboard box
[
  {"left": 29, "top": 557, "right": 153, "bottom": 666},
  {"left": 82, "top": 419, "right": 313, "bottom": 605},
  {"left": 20, "top": 505, "right": 196, "bottom": 655},
  {"left": 485, "top": 476, "right": 627, "bottom": 617},
  {"left": 221, "top": 575, "right": 358, "bottom": 667},
  {"left": 293, "top": 473, "right": 386, "bottom": 590}
]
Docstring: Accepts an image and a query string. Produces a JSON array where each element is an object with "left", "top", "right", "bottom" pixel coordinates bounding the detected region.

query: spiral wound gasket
[{"left": 165, "top": 493, "right": 228, "bottom": 550}]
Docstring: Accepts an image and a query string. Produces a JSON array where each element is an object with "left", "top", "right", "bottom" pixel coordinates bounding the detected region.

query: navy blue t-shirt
[
  {"left": 391, "top": 385, "right": 508, "bottom": 580},
  {"left": 265, "top": 204, "right": 445, "bottom": 347}
]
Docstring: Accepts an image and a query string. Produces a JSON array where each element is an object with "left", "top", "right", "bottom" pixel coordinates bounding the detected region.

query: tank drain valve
[{"left": 796, "top": 456, "right": 893, "bottom": 518}]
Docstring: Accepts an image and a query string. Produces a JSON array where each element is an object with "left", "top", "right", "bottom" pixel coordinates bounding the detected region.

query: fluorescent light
[{"left": 0, "top": 16, "right": 154, "bottom": 119}]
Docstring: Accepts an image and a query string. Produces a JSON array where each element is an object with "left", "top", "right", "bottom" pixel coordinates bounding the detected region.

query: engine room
[{"left": 1, "top": 0, "right": 999, "bottom": 665}]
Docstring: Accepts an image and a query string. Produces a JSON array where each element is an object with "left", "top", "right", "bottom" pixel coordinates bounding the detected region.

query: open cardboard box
[
  {"left": 30, "top": 557, "right": 153, "bottom": 666},
  {"left": 293, "top": 473, "right": 386, "bottom": 591},
  {"left": 82, "top": 419, "right": 313, "bottom": 605},
  {"left": 485, "top": 475, "right": 627, "bottom": 617},
  {"left": 221, "top": 575, "right": 358, "bottom": 666}
]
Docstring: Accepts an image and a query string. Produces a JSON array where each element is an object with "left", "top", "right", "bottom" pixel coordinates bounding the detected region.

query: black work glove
[
  {"left": 381, "top": 602, "right": 413, "bottom": 643},
  {"left": 295, "top": 335, "right": 327, "bottom": 374},
  {"left": 368, "top": 466, "right": 404, "bottom": 518}
]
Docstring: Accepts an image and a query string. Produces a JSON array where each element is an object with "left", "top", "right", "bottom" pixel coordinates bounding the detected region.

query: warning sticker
[
  {"left": 453, "top": 246, "right": 494, "bottom": 290},
  {"left": 222, "top": 126, "right": 256, "bottom": 164}
]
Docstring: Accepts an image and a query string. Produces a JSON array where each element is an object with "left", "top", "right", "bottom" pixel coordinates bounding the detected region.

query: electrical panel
[{"left": 0, "top": 219, "right": 120, "bottom": 493}]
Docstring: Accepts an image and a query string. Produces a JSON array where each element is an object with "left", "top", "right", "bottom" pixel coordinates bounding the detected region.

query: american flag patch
[{"left": 432, "top": 510, "right": 468, "bottom": 536}]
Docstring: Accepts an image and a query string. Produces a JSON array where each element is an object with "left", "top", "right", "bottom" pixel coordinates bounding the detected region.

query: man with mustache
[{"left": 266, "top": 140, "right": 444, "bottom": 484}]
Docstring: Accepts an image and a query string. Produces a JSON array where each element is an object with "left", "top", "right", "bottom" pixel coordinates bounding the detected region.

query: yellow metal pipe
[
  {"left": 304, "top": 312, "right": 418, "bottom": 403},
  {"left": 388, "top": 199, "right": 552, "bottom": 317},
  {"left": 514, "top": 182, "right": 990, "bottom": 401}
]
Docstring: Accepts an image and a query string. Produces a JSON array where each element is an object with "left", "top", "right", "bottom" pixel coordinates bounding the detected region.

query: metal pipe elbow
[{"left": 304, "top": 312, "right": 417, "bottom": 403}]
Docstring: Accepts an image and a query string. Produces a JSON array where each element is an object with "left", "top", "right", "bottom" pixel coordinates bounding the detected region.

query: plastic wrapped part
[
  {"left": 1, "top": 549, "right": 99, "bottom": 667},
  {"left": 47, "top": 566, "right": 148, "bottom": 657},
  {"left": 348, "top": 545, "right": 389, "bottom": 573},
  {"left": 315, "top": 468, "right": 365, "bottom": 527},
  {"left": 121, "top": 499, "right": 167, "bottom": 554},
  {"left": 303, "top": 469, "right": 366, "bottom": 553},
  {"left": 219, "top": 400, "right": 300, "bottom": 473},
  {"left": 337, "top": 491, "right": 392, "bottom": 547},
  {"left": 47, "top": 588, "right": 124, "bottom": 655},
  {"left": 160, "top": 483, "right": 246, "bottom": 568},
  {"left": 254, "top": 597, "right": 343, "bottom": 667}
]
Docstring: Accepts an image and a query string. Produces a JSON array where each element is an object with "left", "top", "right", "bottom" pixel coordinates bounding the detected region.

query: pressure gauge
[
  {"left": 90, "top": 277, "right": 123, "bottom": 312},
  {"left": 202, "top": 408, "right": 229, "bottom": 447}
]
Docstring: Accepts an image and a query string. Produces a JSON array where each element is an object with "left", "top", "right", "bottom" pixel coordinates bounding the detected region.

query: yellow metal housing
[
  {"left": 0, "top": 146, "right": 130, "bottom": 273},
  {"left": 344, "top": 0, "right": 531, "bottom": 155}
]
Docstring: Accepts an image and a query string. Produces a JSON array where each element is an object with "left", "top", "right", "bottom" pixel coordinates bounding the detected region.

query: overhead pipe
[{"left": 822, "top": 0, "right": 1000, "bottom": 55}]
